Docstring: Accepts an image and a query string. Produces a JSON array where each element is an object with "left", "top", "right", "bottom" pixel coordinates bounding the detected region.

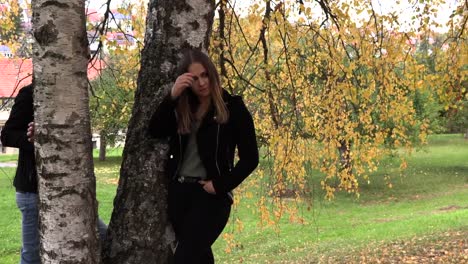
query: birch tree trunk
[
  {"left": 103, "top": 0, "right": 215, "bottom": 263},
  {"left": 32, "top": 0, "right": 100, "bottom": 263}
]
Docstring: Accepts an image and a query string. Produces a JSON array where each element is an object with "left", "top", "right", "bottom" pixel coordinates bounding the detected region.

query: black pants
[{"left": 168, "top": 181, "right": 232, "bottom": 264}]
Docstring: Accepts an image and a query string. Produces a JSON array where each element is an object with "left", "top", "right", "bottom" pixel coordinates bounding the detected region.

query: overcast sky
[
  {"left": 86, "top": 0, "right": 127, "bottom": 11},
  {"left": 86, "top": 0, "right": 460, "bottom": 32}
]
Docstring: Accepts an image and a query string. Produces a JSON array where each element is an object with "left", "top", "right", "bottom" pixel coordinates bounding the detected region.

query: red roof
[
  {"left": 0, "top": 4, "right": 8, "bottom": 12},
  {"left": 88, "top": 59, "right": 105, "bottom": 80},
  {"left": 0, "top": 58, "right": 32, "bottom": 98},
  {"left": 0, "top": 58, "right": 105, "bottom": 98},
  {"left": 86, "top": 8, "right": 101, "bottom": 23}
]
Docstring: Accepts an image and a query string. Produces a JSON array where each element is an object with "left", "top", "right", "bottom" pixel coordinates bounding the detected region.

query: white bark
[{"left": 32, "top": 0, "right": 100, "bottom": 263}]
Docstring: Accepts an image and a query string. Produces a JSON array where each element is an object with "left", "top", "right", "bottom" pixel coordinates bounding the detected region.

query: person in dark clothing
[
  {"left": 148, "top": 49, "right": 259, "bottom": 264},
  {"left": 1, "top": 83, "right": 107, "bottom": 264},
  {"left": 1, "top": 84, "right": 39, "bottom": 264}
]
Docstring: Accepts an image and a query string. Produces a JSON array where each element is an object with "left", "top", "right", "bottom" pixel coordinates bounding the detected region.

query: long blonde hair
[{"left": 176, "top": 49, "right": 228, "bottom": 134}]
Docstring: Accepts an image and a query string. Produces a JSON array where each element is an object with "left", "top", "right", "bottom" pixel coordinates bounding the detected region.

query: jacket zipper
[
  {"left": 227, "top": 146, "right": 232, "bottom": 171},
  {"left": 172, "top": 134, "right": 183, "bottom": 180},
  {"left": 172, "top": 110, "right": 183, "bottom": 180},
  {"left": 215, "top": 124, "right": 221, "bottom": 177}
]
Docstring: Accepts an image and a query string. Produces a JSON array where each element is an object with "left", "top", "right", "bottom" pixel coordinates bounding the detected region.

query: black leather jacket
[
  {"left": 1, "top": 84, "right": 37, "bottom": 193},
  {"left": 148, "top": 90, "right": 259, "bottom": 194}
]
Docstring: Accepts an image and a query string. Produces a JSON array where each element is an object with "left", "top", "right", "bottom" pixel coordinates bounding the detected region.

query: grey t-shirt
[{"left": 179, "top": 120, "right": 207, "bottom": 179}]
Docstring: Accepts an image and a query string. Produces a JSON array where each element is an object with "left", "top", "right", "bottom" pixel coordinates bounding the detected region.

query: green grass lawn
[
  {"left": 212, "top": 134, "right": 468, "bottom": 263},
  {"left": 0, "top": 134, "right": 467, "bottom": 263},
  {"left": 0, "top": 154, "right": 19, "bottom": 163}
]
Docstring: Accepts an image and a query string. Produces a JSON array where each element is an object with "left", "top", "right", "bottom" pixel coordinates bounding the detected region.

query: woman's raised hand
[{"left": 171, "top": 73, "right": 194, "bottom": 99}]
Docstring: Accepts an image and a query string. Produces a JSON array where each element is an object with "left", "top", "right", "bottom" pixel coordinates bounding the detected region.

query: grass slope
[{"left": 0, "top": 134, "right": 466, "bottom": 263}]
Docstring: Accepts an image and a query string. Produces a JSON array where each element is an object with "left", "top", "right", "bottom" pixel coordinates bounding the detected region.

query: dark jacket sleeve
[
  {"left": 213, "top": 97, "right": 259, "bottom": 193},
  {"left": 148, "top": 93, "right": 178, "bottom": 138},
  {"left": 1, "top": 86, "right": 34, "bottom": 152}
]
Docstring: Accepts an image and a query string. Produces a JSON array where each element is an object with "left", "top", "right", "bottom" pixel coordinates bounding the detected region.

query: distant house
[
  {"left": 0, "top": 45, "right": 13, "bottom": 58},
  {"left": 0, "top": 58, "right": 105, "bottom": 153},
  {"left": 106, "top": 31, "right": 137, "bottom": 46},
  {"left": 86, "top": 8, "right": 137, "bottom": 55},
  {"left": 109, "top": 9, "right": 133, "bottom": 33}
]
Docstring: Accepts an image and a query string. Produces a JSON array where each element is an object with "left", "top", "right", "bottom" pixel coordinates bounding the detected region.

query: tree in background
[
  {"left": 32, "top": 0, "right": 100, "bottom": 262},
  {"left": 209, "top": 0, "right": 467, "bottom": 228},
  {"left": 0, "top": 0, "right": 23, "bottom": 46},
  {"left": 0, "top": 0, "right": 32, "bottom": 57},
  {"left": 88, "top": 0, "right": 145, "bottom": 161},
  {"left": 89, "top": 64, "right": 135, "bottom": 161},
  {"left": 430, "top": 2, "right": 468, "bottom": 136}
]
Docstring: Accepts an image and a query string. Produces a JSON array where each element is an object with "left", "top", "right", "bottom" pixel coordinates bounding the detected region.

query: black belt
[{"left": 177, "top": 176, "right": 203, "bottom": 184}]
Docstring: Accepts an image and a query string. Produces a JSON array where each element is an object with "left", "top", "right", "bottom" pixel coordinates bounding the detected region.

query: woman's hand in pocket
[{"left": 199, "top": 180, "right": 216, "bottom": 194}]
